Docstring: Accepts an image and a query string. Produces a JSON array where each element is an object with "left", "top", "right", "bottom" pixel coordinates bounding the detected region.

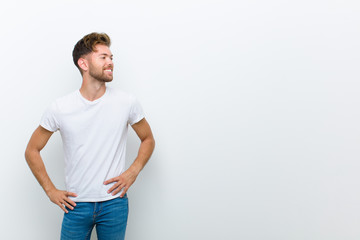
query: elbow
[
  {"left": 150, "top": 136, "right": 155, "bottom": 151},
  {"left": 24, "top": 146, "right": 39, "bottom": 164},
  {"left": 142, "top": 135, "right": 155, "bottom": 149},
  {"left": 24, "top": 147, "right": 32, "bottom": 164},
  {"left": 143, "top": 136, "right": 155, "bottom": 154}
]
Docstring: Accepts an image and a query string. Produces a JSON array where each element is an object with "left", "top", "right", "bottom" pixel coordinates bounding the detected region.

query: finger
[
  {"left": 63, "top": 201, "right": 74, "bottom": 210},
  {"left": 65, "top": 191, "right": 78, "bottom": 198},
  {"left": 58, "top": 203, "right": 68, "bottom": 213},
  {"left": 107, "top": 183, "right": 121, "bottom": 194},
  {"left": 120, "top": 187, "right": 129, "bottom": 198},
  {"left": 65, "top": 198, "right": 77, "bottom": 207},
  {"left": 104, "top": 177, "right": 117, "bottom": 185},
  {"left": 112, "top": 184, "right": 126, "bottom": 195}
]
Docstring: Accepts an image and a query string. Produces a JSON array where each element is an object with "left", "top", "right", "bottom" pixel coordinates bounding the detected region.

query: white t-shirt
[{"left": 40, "top": 87, "right": 145, "bottom": 202}]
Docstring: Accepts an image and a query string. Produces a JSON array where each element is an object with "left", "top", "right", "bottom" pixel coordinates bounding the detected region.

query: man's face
[{"left": 87, "top": 44, "right": 114, "bottom": 82}]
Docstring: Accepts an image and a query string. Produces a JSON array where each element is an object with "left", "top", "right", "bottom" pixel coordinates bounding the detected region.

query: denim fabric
[{"left": 61, "top": 195, "right": 128, "bottom": 240}]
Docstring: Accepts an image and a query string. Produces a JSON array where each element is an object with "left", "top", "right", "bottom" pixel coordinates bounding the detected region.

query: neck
[{"left": 79, "top": 75, "right": 107, "bottom": 101}]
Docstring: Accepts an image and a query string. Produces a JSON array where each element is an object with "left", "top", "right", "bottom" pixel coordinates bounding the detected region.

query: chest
[{"left": 58, "top": 102, "right": 131, "bottom": 140}]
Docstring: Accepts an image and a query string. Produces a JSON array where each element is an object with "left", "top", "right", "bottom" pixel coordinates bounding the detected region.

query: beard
[{"left": 89, "top": 66, "right": 113, "bottom": 83}]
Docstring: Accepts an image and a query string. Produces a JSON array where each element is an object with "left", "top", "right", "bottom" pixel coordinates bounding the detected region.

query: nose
[{"left": 107, "top": 58, "right": 113, "bottom": 67}]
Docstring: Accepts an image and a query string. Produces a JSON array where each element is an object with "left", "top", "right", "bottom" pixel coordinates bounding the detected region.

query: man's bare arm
[
  {"left": 25, "top": 126, "right": 77, "bottom": 213},
  {"left": 104, "top": 118, "right": 155, "bottom": 197}
]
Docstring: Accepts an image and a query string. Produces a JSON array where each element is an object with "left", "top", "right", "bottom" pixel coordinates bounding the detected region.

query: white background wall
[{"left": 0, "top": 0, "right": 359, "bottom": 239}]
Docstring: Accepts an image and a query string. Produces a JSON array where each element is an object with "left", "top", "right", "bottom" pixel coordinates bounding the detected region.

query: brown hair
[{"left": 72, "top": 32, "right": 111, "bottom": 71}]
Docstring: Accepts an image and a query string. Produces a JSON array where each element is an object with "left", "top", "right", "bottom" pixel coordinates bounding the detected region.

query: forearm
[
  {"left": 104, "top": 121, "right": 155, "bottom": 197},
  {"left": 25, "top": 149, "right": 56, "bottom": 195},
  {"left": 128, "top": 137, "right": 155, "bottom": 175}
]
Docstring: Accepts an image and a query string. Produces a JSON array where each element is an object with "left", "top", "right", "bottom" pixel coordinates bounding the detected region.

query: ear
[{"left": 78, "top": 57, "right": 89, "bottom": 72}]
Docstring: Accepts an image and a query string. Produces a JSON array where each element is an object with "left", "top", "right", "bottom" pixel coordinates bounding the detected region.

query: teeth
[{"left": 105, "top": 69, "right": 112, "bottom": 72}]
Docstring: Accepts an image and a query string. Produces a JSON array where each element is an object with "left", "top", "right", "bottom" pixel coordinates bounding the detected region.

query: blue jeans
[{"left": 61, "top": 195, "right": 128, "bottom": 240}]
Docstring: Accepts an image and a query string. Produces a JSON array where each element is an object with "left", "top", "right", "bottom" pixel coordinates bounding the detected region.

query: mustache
[{"left": 103, "top": 65, "right": 113, "bottom": 70}]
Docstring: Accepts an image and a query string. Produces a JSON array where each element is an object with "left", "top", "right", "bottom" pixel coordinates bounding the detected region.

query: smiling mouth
[{"left": 104, "top": 69, "right": 113, "bottom": 72}]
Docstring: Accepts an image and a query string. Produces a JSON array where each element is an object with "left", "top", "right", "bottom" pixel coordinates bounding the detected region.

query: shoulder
[
  {"left": 56, "top": 90, "right": 79, "bottom": 103},
  {"left": 48, "top": 90, "right": 79, "bottom": 113},
  {"left": 107, "top": 87, "right": 137, "bottom": 102}
]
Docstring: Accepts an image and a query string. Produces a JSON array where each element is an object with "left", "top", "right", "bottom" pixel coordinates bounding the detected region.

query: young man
[{"left": 25, "top": 32, "right": 155, "bottom": 240}]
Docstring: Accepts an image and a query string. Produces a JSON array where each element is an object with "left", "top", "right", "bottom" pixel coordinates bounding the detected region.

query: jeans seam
[
  {"left": 93, "top": 203, "right": 96, "bottom": 223},
  {"left": 61, "top": 199, "right": 128, "bottom": 240},
  {"left": 85, "top": 227, "right": 92, "bottom": 240},
  {"left": 99, "top": 201, "right": 103, "bottom": 215}
]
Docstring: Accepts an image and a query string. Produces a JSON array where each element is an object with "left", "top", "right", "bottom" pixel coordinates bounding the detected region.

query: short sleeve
[
  {"left": 40, "top": 102, "right": 60, "bottom": 132},
  {"left": 128, "top": 96, "right": 145, "bottom": 125}
]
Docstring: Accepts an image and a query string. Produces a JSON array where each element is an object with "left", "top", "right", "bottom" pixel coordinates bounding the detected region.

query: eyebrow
[{"left": 99, "top": 53, "right": 113, "bottom": 57}]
